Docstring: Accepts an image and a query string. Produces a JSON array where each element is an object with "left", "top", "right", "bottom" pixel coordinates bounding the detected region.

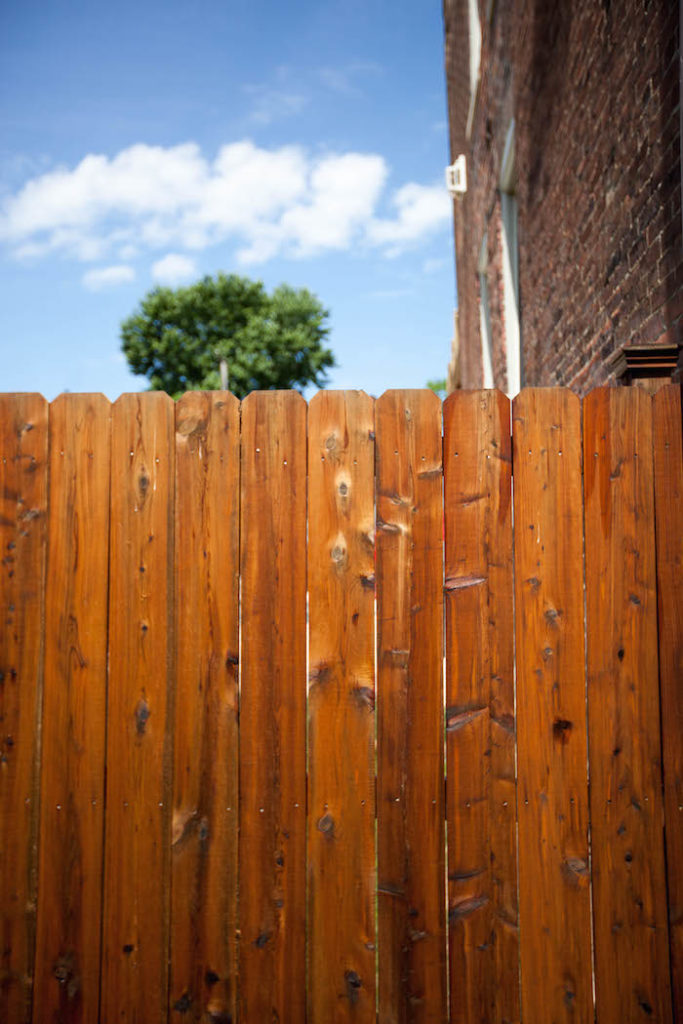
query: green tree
[
  {"left": 120, "top": 272, "right": 335, "bottom": 398},
  {"left": 426, "top": 378, "right": 447, "bottom": 400}
]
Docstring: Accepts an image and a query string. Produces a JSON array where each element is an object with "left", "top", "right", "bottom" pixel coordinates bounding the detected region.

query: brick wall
[{"left": 444, "top": 0, "right": 682, "bottom": 393}]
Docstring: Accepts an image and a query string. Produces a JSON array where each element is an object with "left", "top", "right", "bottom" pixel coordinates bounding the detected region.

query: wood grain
[
  {"left": 0, "top": 395, "right": 48, "bottom": 1024},
  {"left": 653, "top": 385, "right": 683, "bottom": 1021},
  {"left": 584, "top": 386, "right": 673, "bottom": 1022},
  {"left": 33, "top": 395, "right": 111, "bottom": 1024},
  {"left": 239, "top": 391, "right": 307, "bottom": 1023},
  {"left": 307, "top": 391, "right": 376, "bottom": 1023},
  {"left": 376, "top": 389, "right": 446, "bottom": 1024},
  {"left": 101, "top": 392, "right": 175, "bottom": 1022},
  {"left": 513, "top": 388, "right": 593, "bottom": 1022},
  {"left": 170, "top": 392, "right": 240, "bottom": 1021},
  {"left": 443, "top": 389, "right": 518, "bottom": 1024},
  {"left": 4, "top": 384, "right": 681, "bottom": 1022}
]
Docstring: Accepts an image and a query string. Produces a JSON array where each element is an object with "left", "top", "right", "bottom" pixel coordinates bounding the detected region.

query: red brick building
[{"left": 443, "top": 0, "right": 682, "bottom": 394}]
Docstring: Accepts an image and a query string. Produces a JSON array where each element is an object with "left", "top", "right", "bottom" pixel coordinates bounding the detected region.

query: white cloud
[
  {"left": 367, "top": 183, "right": 452, "bottom": 251},
  {"left": 82, "top": 264, "right": 135, "bottom": 291},
  {"left": 273, "top": 153, "right": 387, "bottom": 257},
  {"left": 118, "top": 243, "right": 139, "bottom": 260},
  {"left": 318, "top": 61, "right": 383, "bottom": 97},
  {"left": 151, "top": 253, "right": 197, "bottom": 285},
  {"left": 318, "top": 67, "right": 357, "bottom": 96},
  {"left": 0, "top": 140, "right": 451, "bottom": 268},
  {"left": 243, "top": 83, "right": 308, "bottom": 125}
]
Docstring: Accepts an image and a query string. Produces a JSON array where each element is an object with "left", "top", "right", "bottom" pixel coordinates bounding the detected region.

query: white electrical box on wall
[{"left": 446, "top": 155, "right": 467, "bottom": 195}]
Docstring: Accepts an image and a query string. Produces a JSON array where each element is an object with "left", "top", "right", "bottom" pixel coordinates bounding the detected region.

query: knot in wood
[
  {"left": 552, "top": 718, "right": 573, "bottom": 743},
  {"left": 135, "top": 698, "right": 150, "bottom": 735},
  {"left": 53, "top": 959, "right": 71, "bottom": 984},
  {"left": 317, "top": 812, "right": 335, "bottom": 836},
  {"left": 352, "top": 686, "right": 375, "bottom": 711},
  {"left": 173, "top": 991, "right": 192, "bottom": 1013},
  {"left": 544, "top": 607, "right": 560, "bottom": 627},
  {"left": 344, "top": 970, "right": 362, "bottom": 1005},
  {"left": 177, "top": 413, "right": 207, "bottom": 437},
  {"left": 330, "top": 541, "right": 348, "bottom": 572}
]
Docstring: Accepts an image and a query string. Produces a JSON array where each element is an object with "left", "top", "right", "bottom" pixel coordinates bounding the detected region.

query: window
[
  {"left": 500, "top": 120, "right": 521, "bottom": 396},
  {"left": 478, "top": 234, "right": 494, "bottom": 388}
]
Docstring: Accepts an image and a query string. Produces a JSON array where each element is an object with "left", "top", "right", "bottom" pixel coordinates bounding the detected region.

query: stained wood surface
[
  {"left": 33, "top": 395, "right": 111, "bottom": 1024},
  {"left": 1, "top": 385, "right": 682, "bottom": 1024},
  {"left": 653, "top": 385, "right": 683, "bottom": 1021},
  {"left": 307, "top": 391, "right": 376, "bottom": 1023},
  {"left": 170, "top": 392, "right": 240, "bottom": 1021},
  {"left": 239, "top": 391, "right": 307, "bottom": 1024},
  {"left": 513, "top": 388, "right": 593, "bottom": 1021},
  {"left": 584, "top": 387, "right": 673, "bottom": 1022},
  {"left": 0, "top": 395, "right": 48, "bottom": 1024},
  {"left": 101, "top": 393, "right": 175, "bottom": 1022},
  {"left": 376, "top": 389, "right": 446, "bottom": 1024},
  {"left": 443, "top": 390, "right": 518, "bottom": 1024}
]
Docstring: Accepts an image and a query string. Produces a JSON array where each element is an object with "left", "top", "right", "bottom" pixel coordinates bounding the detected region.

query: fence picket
[
  {"left": 170, "top": 391, "right": 240, "bottom": 1021},
  {"left": 101, "top": 393, "right": 175, "bottom": 1021},
  {"left": 308, "top": 390, "right": 376, "bottom": 1023},
  {"left": 513, "top": 388, "right": 593, "bottom": 1021},
  {"left": 33, "top": 395, "right": 110, "bottom": 1024},
  {"left": 239, "top": 391, "right": 307, "bottom": 1023},
  {"left": 376, "top": 389, "right": 446, "bottom": 1024},
  {"left": 0, "top": 395, "right": 48, "bottom": 1024},
  {"left": 653, "top": 384, "right": 683, "bottom": 1021},
  {"left": 443, "top": 389, "right": 518, "bottom": 1024},
  {"left": 584, "top": 387, "right": 673, "bottom": 1022}
]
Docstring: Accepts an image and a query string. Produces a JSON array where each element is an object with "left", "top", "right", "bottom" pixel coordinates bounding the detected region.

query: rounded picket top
[
  {"left": 175, "top": 387, "right": 239, "bottom": 424},
  {"left": 308, "top": 389, "right": 374, "bottom": 431},
  {"left": 50, "top": 391, "right": 110, "bottom": 403},
  {"left": 308, "top": 390, "right": 375, "bottom": 468},
  {"left": 50, "top": 392, "right": 111, "bottom": 428},
  {"left": 513, "top": 386, "right": 580, "bottom": 429},
  {"left": 0, "top": 390, "right": 48, "bottom": 402},
  {"left": 241, "top": 388, "right": 307, "bottom": 404},
  {"left": 0, "top": 394, "right": 50, "bottom": 461},
  {"left": 112, "top": 389, "right": 174, "bottom": 408},
  {"left": 203, "top": 388, "right": 241, "bottom": 411},
  {"left": 377, "top": 386, "right": 442, "bottom": 411},
  {"left": 443, "top": 385, "right": 509, "bottom": 413},
  {"left": 309, "top": 387, "right": 373, "bottom": 408}
]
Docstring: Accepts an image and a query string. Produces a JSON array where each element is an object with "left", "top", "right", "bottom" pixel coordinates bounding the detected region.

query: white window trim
[
  {"left": 500, "top": 120, "right": 521, "bottom": 397},
  {"left": 500, "top": 119, "right": 516, "bottom": 193},
  {"left": 478, "top": 235, "right": 494, "bottom": 389},
  {"left": 466, "top": 0, "right": 482, "bottom": 139}
]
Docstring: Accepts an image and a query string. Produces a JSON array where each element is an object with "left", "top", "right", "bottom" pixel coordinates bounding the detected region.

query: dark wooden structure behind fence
[{"left": 0, "top": 386, "right": 681, "bottom": 1024}]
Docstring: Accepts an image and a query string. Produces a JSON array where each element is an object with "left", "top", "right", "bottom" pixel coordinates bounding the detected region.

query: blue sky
[{"left": 1, "top": 0, "right": 455, "bottom": 398}]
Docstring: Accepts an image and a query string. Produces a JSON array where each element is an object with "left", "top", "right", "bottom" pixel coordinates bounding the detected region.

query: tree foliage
[
  {"left": 426, "top": 378, "right": 447, "bottom": 399},
  {"left": 120, "top": 272, "right": 335, "bottom": 398}
]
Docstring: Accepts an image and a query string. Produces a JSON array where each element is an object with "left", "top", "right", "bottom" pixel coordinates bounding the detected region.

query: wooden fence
[{"left": 0, "top": 386, "right": 680, "bottom": 1024}]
